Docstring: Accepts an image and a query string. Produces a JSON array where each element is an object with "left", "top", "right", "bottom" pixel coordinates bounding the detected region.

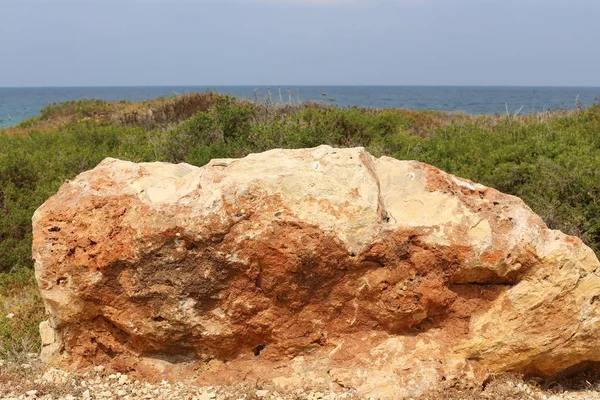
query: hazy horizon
[
  {"left": 2, "top": 84, "right": 600, "bottom": 89},
  {"left": 1, "top": 0, "right": 599, "bottom": 87}
]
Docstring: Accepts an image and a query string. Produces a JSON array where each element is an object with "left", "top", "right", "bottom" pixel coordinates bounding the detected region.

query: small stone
[
  {"left": 94, "top": 365, "right": 105, "bottom": 373},
  {"left": 26, "top": 391, "right": 38, "bottom": 397},
  {"left": 5, "top": 313, "right": 14, "bottom": 319},
  {"left": 42, "top": 368, "right": 69, "bottom": 384},
  {"left": 117, "top": 389, "right": 127, "bottom": 396},
  {"left": 255, "top": 390, "right": 269, "bottom": 398},
  {"left": 118, "top": 374, "right": 129, "bottom": 385},
  {"left": 39, "top": 320, "right": 55, "bottom": 346},
  {"left": 82, "top": 389, "right": 91, "bottom": 399},
  {"left": 198, "top": 392, "right": 217, "bottom": 400}
]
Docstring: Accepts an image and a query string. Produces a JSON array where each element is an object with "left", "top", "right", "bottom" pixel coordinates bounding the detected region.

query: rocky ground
[{"left": 1, "top": 357, "right": 600, "bottom": 400}]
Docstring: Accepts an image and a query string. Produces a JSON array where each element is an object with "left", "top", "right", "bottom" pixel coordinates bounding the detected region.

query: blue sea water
[{"left": 1, "top": 86, "right": 599, "bottom": 128}]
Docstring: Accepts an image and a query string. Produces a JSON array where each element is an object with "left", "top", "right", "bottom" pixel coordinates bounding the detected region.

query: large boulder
[{"left": 33, "top": 146, "right": 600, "bottom": 398}]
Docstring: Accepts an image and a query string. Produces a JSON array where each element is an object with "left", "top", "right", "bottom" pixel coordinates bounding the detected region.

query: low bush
[{"left": 1, "top": 93, "right": 598, "bottom": 279}]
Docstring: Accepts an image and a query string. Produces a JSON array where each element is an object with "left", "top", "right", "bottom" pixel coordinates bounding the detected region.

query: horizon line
[{"left": 1, "top": 84, "right": 600, "bottom": 89}]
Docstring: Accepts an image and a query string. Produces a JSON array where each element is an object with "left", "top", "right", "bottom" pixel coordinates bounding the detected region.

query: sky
[{"left": 0, "top": 0, "right": 599, "bottom": 87}]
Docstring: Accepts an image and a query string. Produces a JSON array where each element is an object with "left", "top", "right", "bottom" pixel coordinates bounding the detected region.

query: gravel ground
[{"left": 2, "top": 357, "right": 600, "bottom": 400}]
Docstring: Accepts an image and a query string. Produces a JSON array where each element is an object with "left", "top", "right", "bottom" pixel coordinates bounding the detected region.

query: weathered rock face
[{"left": 33, "top": 146, "right": 600, "bottom": 398}]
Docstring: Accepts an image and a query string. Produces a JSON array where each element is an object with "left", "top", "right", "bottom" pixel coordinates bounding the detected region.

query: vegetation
[
  {"left": 0, "top": 92, "right": 599, "bottom": 356},
  {"left": 0, "top": 267, "right": 44, "bottom": 360}
]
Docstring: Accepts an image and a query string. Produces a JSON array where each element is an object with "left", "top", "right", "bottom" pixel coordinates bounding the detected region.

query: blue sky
[{"left": 0, "top": 0, "right": 598, "bottom": 87}]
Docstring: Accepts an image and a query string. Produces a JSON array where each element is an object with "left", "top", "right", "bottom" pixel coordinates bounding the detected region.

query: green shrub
[
  {"left": 211, "top": 96, "right": 257, "bottom": 144},
  {"left": 0, "top": 96, "right": 598, "bottom": 278},
  {"left": 163, "top": 111, "right": 218, "bottom": 162},
  {"left": 0, "top": 122, "right": 157, "bottom": 273}
]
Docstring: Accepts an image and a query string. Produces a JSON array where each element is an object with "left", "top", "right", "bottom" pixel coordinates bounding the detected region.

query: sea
[{"left": 1, "top": 86, "right": 599, "bottom": 128}]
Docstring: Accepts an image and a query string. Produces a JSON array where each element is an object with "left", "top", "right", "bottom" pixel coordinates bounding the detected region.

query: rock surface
[{"left": 33, "top": 146, "right": 600, "bottom": 399}]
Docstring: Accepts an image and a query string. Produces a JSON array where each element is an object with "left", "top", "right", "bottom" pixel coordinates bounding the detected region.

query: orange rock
[{"left": 33, "top": 146, "right": 600, "bottom": 399}]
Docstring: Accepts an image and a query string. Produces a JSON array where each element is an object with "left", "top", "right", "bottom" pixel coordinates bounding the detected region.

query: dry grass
[
  {"left": 3, "top": 92, "right": 222, "bottom": 136},
  {"left": 0, "top": 268, "right": 45, "bottom": 363},
  {"left": 0, "top": 359, "right": 80, "bottom": 399},
  {"left": 111, "top": 92, "right": 221, "bottom": 129},
  {"left": 5, "top": 92, "right": 588, "bottom": 140}
]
